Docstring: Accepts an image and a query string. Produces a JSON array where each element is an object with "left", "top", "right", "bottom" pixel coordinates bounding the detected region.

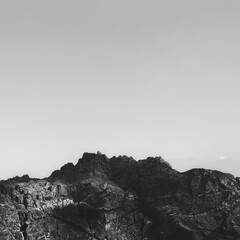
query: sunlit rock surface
[{"left": 1, "top": 152, "right": 240, "bottom": 239}]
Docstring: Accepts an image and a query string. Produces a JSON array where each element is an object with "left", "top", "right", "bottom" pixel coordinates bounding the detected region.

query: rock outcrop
[{"left": 1, "top": 152, "right": 240, "bottom": 239}]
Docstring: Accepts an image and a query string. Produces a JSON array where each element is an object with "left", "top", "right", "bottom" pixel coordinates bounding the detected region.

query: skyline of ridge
[{"left": 1, "top": 151, "right": 238, "bottom": 181}]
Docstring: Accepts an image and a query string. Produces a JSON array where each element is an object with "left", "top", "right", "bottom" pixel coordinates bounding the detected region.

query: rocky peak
[
  {"left": 135, "top": 156, "right": 172, "bottom": 176},
  {"left": 76, "top": 152, "right": 110, "bottom": 180},
  {"left": 1, "top": 152, "right": 240, "bottom": 240},
  {"left": 7, "top": 174, "right": 30, "bottom": 182}
]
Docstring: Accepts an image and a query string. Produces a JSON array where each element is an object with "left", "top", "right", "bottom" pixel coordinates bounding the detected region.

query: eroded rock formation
[{"left": 1, "top": 152, "right": 240, "bottom": 239}]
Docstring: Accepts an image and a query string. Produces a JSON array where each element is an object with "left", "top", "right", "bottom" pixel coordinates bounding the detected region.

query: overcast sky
[{"left": 1, "top": 0, "right": 240, "bottom": 179}]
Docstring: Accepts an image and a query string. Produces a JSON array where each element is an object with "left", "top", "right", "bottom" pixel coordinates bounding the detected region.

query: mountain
[{"left": 1, "top": 152, "right": 240, "bottom": 240}]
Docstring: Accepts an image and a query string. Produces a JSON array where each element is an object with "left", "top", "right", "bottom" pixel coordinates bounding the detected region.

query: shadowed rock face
[{"left": 1, "top": 152, "right": 240, "bottom": 240}]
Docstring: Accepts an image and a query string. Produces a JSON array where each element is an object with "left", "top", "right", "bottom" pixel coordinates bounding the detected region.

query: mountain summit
[{"left": 1, "top": 152, "right": 240, "bottom": 240}]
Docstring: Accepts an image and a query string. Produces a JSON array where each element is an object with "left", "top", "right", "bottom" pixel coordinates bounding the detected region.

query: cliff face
[{"left": 1, "top": 152, "right": 240, "bottom": 240}]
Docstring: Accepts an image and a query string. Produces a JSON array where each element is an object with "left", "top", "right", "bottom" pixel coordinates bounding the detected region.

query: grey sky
[{"left": 1, "top": 0, "right": 240, "bottom": 179}]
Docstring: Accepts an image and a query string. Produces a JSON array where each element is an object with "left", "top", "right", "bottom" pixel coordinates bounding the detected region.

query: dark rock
[{"left": 1, "top": 152, "right": 240, "bottom": 239}]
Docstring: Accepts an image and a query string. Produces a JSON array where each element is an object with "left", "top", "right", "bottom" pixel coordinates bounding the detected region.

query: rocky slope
[{"left": 1, "top": 152, "right": 240, "bottom": 239}]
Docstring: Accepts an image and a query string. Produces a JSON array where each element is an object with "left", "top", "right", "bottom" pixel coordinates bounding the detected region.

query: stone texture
[{"left": 1, "top": 152, "right": 240, "bottom": 239}]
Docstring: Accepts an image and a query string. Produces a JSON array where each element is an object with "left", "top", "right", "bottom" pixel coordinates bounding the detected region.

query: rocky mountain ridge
[{"left": 1, "top": 152, "right": 240, "bottom": 239}]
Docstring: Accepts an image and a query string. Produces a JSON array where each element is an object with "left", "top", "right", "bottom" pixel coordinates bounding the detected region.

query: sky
[{"left": 1, "top": 0, "right": 240, "bottom": 179}]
